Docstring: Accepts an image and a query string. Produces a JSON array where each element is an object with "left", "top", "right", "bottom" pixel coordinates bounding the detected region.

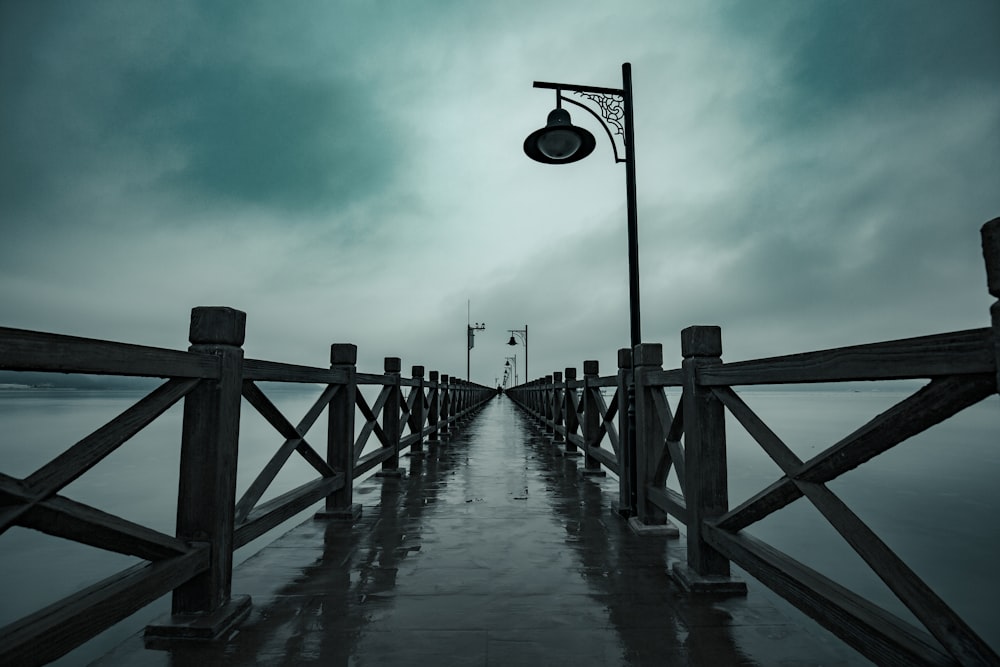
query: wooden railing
[
  {"left": 0, "top": 306, "right": 494, "bottom": 666},
  {"left": 506, "top": 217, "right": 1000, "bottom": 666}
]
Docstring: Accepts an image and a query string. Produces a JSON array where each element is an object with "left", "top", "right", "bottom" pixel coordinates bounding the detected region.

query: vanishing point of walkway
[{"left": 97, "top": 397, "right": 865, "bottom": 666}]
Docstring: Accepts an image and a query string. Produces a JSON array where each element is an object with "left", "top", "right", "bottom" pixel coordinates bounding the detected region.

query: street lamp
[
  {"left": 523, "top": 63, "right": 640, "bottom": 349},
  {"left": 506, "top": 325, "right": 528, "bottom": 384},
  {"left": 504, "top": 355, "right": 518, "bottom": 386},
  {"left": 467, "top": 321, "right": 485, "bottom": 381},
  {"left": 523, "top": 63, "right": 640, "bottom": 518}
]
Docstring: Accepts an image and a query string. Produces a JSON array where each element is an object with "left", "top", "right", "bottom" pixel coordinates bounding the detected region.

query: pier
[
  {"left": 1, "top": 218, "right": 999, "bottom": 665},
  {"left": 96, "top": 397, "right": 862, "bottom": 666}
]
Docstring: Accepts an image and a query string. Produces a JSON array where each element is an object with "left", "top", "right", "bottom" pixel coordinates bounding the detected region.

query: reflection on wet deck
[{"left": 97, "top": 397, "right": 865, "bottom": 666}]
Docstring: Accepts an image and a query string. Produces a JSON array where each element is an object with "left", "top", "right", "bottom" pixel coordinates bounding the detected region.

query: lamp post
[
  {"left": 504, "top": 355, "right": 518, "bottom": 386},
  {"left": 523, "top": 64, "right": 639, "bottom": 349},
  {"left": 467, "top": 321, "right": 485, "bottom": 381},
  {"left": 523, "top": 62, "right": 640, "bottom": 517},
  {"left": 506, "top": 325, "right": 528, "bottom": 384}
]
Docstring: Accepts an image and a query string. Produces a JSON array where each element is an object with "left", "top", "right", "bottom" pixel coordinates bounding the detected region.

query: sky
[{"left": 2, "top": 1, "right": 998, "bottom": 386}]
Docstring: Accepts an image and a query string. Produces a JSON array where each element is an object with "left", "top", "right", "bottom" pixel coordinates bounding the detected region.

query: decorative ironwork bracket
[{"left": 534, "top": 80, "right": 628, "bottom": 163}]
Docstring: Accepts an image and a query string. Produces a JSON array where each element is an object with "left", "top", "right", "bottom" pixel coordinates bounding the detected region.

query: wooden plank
[
  {"left": 796, "top": 374, "right": 994, "bottom": 485},
  {"left": 704, "top": 526, "right": 954, "bottom": 666},
  {"left": 715, "top": 375, "right": 994, "bottom": 531},
  {"left": 234, "top": 475, "right": 344, "bottom": 548},
  {"left": 795, "top": 480, "right": 999, "bottom": 665},
  {"left": 354, "top": 446, "right": 395, "bottom": 477},
  {"left": 0, "top": 327, "right": 220, "bottom": 379},
  {"left": 241, "top": 382, "right": 335, "bottom": 477},
  {"left": 13, "top": 378, "right": 197, "bottom": 531},
  {"left": 713, "top": 386, "right": 803, "bottom": 471},
  {"left": 297, "top": 384, "right": 341, "bottom": 438},
  {"left": 597, "top": 390, "right": 620, "bottom": 454},
  {"left": 242, "top": 359, "right": 349, "bottom": 384},
  {"left": 1, "top": 476, "right": 190, "bottom": 561},
  {"left": 646, "top": 486, "right": 688, "bottom": 524},
  {"left": 235, "top": 382, "right": 343, "bottom": 523},
  {"left": 0, "top": 546, "right": 209, "bottom": 666},
  {"left": 355, "top": 372, "right": 390, "bottom": 385},
  {"left": 645, "top": 368, "right": 684, "bottom": 387},
  {"left": 585, "top": 445, "right": 618, "bottom": 473},
  {"left": 663, "top": 395, "right": 686, "bottom": 493},
  {"left": 716, "top": 476, "right": 803, "bottom": 532},
  {"left": 353, "top": 389, "right": 386, "bottom": 459},
  {"left": 699, "top": 328, "right": 993, "bottom": 386},
  {"left": 233, "top": 437, "right": 305, "bottom": 525}
]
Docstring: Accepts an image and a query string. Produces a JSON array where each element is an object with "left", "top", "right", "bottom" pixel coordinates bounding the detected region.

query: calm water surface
[{"left": 1, "top": 385, "right": 997, "bottom": 663}]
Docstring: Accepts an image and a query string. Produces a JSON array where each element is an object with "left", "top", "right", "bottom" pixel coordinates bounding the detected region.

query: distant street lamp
[
  {"left": 504, "top": 355, "right": 518, "bottom": 386},
  {"left": 506, "top": 325, "right": 528, "bottom": 384},
  {"left": 467, "top": 321, "right": 485, "bottom": 381},
  {"left": 523, "top": 63, "right": 641, "bottom": 517}
]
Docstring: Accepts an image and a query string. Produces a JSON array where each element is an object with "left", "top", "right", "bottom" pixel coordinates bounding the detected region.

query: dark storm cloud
[
  {"left": 0, "top": 1, "right": 997, "bottom": 380},
  {"left": 110, "top": 63, "right": 393, "bottom": 212},
  {"left": 716, "top": 0, "right": 1000, "bottom": 130},
  {"left": 0, "top": 1, "right": 401, "bottom": 226}
]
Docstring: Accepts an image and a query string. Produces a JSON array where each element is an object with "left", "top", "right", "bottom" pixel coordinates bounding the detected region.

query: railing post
[
  {"left": 580, "top": 361, "right": 606, "bottom": 477},
  {"left": 377, "top": 357, "right": 404, "bottom": 478},
  {"left": 613, "top": 348, "right": 635, "bottom": 518},
  {"left": 315, "top": 343, "right": 361, "bottom": 521},
  {"left": 409, "top": 365, "right": 425, "bottom": 457},
  {"left": 981, "top": 217, "right": 1000, "bottom": 393},
  {"left": 440, "top": 374, "right": 451, "bottom": 437},
  {"left": 543, "top": 374, "right": 554, "bottom": 435},
  {"left": 630, "top": 344, "right": 677, "bottom": 535},
  {"left": 562, "top": 368, "right": 581, "bottom": 456},
  {"left": 672, "top": 325, "right": 746, "bottom": 595},
  {"left": 551, "top": 371, "right": 564, "bottom": 445},
  {"left": 427, "top": 370, "right": 440, "bottom": 442},
  {"left": 148, "top": 306, "right": 251, "bottom": 638}
]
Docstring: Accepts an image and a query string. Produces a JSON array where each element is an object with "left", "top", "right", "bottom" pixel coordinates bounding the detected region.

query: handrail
[
  {"left": 504, "top": 217, "right": 1000, "bottom": 665},
  {"left": 0, "top": 306, "right": 495, "bottom": 665}
]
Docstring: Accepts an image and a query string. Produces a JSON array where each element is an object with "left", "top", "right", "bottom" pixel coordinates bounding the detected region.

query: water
[
  {"left": 661, "top": 385, "right": 1000, "bottom": 651},
  {"left": 0, "top": 384, "right": 383, "bottom": 666},
  {"left": 1, "top": 385, "right": 998, "bottom": 663}
]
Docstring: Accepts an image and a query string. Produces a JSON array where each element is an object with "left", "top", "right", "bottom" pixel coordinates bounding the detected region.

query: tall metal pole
[
  {"left": 524, "top": 324, "right": 529, "bottom": 383},
  {"left": 621, "top": 63, "right": 641, "bottom": 518},
  {"left": 623, "top": 63, "right": 641, "bottom": 349}
]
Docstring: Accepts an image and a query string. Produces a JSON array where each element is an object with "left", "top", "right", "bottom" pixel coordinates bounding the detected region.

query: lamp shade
[
  {"left": 507, "top": 335, "right": 518, "bottom": 346},
  {"left": 523, "top": 108, "right": 596, "bottom": 165}
]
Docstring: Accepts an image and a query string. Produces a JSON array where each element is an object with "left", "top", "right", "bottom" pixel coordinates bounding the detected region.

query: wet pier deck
[{"left": 97, "top": 397, "right": 865, "bottom": 666}]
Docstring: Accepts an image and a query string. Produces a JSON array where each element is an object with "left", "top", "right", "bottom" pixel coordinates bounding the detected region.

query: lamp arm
[{"left": 532, "top": 80, "right": 628, "bottom": 165}]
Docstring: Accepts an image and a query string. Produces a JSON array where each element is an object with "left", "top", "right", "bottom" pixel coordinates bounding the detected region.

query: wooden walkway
[{"left": 97, "top": 397, "right": 866, "bottom": 666}]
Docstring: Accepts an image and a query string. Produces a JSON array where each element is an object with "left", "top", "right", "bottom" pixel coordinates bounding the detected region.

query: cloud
[{"left": 1, "top": 1, "right": 998, "bottom": 383}]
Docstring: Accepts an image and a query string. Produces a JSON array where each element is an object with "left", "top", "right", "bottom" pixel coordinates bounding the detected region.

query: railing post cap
[
  {"left": 429, "top": 370, "right": 439, "bottom": 381},
  {"left": 982, "top": 217, "right": 1000, "bottom": 298},
  {"left": 617, "top": 348, "right": 632, "bottom": 368},
  {"left": 385, "top": 357, "right": 402, "bottom": 373},
  {"left": 633, "top": 343, "right": 663, "bottom": 367},
  {"left": 553, "top": 371, "right": 563, "bottom": 382},
  {"left": 441, "top": 373, "right": 450, "bottom": 382},
  {"left": 545, "top": 374, "right": 553, "bottom": 382},
  {"left": 330, "top": 343, "right": 357, "bottom": 365},
  {"left": 681, "top": 325, "right": 722, "bottom": 357},
  {"left": 583, "top": 360, "right": 599, "bottom": 375},
  {"left": 189, "top": 306, "right": 246, "bottom": 346},
  {"left": 564, "top": 367, "right": 577, "bottom": 379},
  {"left": 412, "top": 365, "right": 424, "bottom": 378}
]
